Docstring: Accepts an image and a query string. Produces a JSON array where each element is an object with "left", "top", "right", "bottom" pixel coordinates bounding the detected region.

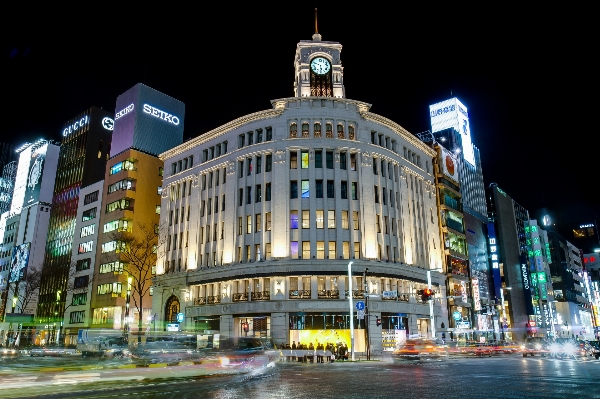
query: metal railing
[
  {"left": 317, "top": 289, "right": 340, "bottom": 299},
  {"left": 194, "top": 297, "right": 206, "bottom": 305},
  {"left": 232, "top": 293, "right": 249, "bottom": 302},
  {"left": 289, "top": 290, "right": 311, "bottom": 299},
  {"left": 251, "top": 291, "right": 270, "bottom": 300}
]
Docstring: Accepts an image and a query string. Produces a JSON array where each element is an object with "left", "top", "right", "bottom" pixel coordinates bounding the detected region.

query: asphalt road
[{"left": 1, "top": 355, "right": 599, "bottom": 399}]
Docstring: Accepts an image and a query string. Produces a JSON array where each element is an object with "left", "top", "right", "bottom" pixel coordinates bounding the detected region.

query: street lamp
[
  {"left": 347, "top": 261, "right": 355, "bottom": 361},
  {"left": 427, "top": 268, "right": 443, "bottom": 339}
]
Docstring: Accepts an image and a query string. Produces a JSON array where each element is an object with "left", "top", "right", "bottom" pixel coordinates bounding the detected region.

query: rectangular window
[
  {"left": 354, "top": 242, "right": 360, "bottom": 259},
  {"left": 351, "top": 182, "right": 358, "bottom": 200},
  {"left": 353, "top": 211, "right": 360, "bottom": 230},
  {"left": 316, "top": 210, "right": 324, "bottom": 228},
  {"left": 247, "top": 157, "right": 253, "bottom": 175},
  {"left": 315, "top": 150, "right": 322, "bottom": 168},
  {"left": 316, "top": 180, "right": 323, "bottom": 198},
  {"left": 84, "top": 190, "right": 99, "bottom": 205},
  {"left": 266, "top": 243, "right": 272, "bottom": 260},
  {"left": 265, "top": 212, "right": 272, "bottom": 231},
  {"left": 238, "top": 188, "right": 243, "bottom": 206},
  {"left": 247, "top": 186, "right": 252, "bottom": 204},
  {"left": 76, "top": 258, "right": 91, "bottom": 271},
  {"left": 246, "top": 215, "right": 252, "bottom": 234},
  {"left": 317, "top": 241, "right": 325, "bottom": 259},
  {"left": 329, "top": 241, "right": 336, "bottom": 259},
  {"left": 256, "top": 184, "right": 262, "bottom": 202},
  {"left": 382, "top": 188, "right": 387, "bottom": 205},
  {"left": 374, "top": 186, "right": 379, "bottom": 203},
  {"left": 350, "top": 153, "right": 356, "bottom": 170},
  {"left": 256, "top": 156, "right": 262, "bottom": 174},
  {"left": 78, "top": 240, "right": 94, "bottom": 254},
  {"left": 291, "top": 211, "right": 299, "bottom": 229},
  {"left": 384, "top": 216, "right": 389, "bottom": 234},
  {"left": 342, "top": 211, "right": 349, "bottom": 229},
  {"left": 156, "top": 205, "right": 161, "bottom": 214},
  {"left": 290, "top": 181, "right": 298, "bottom": 199},
  {"left": 238, "top": 160, "right": 244, "bottom": 178},
  {"left": 256, "top": 129, "right": 263, "bottom": 143},
  {"left": 328, "top": 210, "right": 335, "bottom": 229},
  {"left": 106, "top": 199, "right": 130, "bottom": 213},
  {"left": 343, "top": 242, "right": 350, "bottom": 259},
  {"left": 75, "top": 275, "right": 90, "bottom": 289},
  {"left": 69, "top": 311, "right": 86, "bottom": 324},
  {"left": 302, "top": 210, "right": 310, "bottom": 229},
  {"left": 266, "top": 127, "right": 272, "bottom": 141},
  {"left": 248, "top": 131, "right": 254, "bottom": 145},
  {"left": 266, "top": 183, "right": 271, "bottom": 201},
  {"left": 327, "top": 180, "right": 334, "bottom": 198},
  {"left": 255, "top": 214, "right": 262, "bottom": 232},
  {"left": 340, "top": 152, "right": 347, "bottom": 170},
  {"left": 373, "top": 161, "right": 378, "bottom": 175},
  {"left": 223, "top": 167, "right": 226, "bottom": 184},
  {"left": 341, "top": 181, "right": 348, "bottom": 199},
  {"left": 80, "top": 224, "right": 95, "bottom": 238},
  {"left": 71, "top": 293, "right": 87, "bottom": 306},
  {"left": 238, "top": 217, "right": 243, "bottom": 235},
  {"left": 108, "top": 179, "right": 134, "bottom": 193},
  {"left": 376, "top": 215, "right": 381, "bottom": 233},
  {"left": 301, "top": 151, "right": 309, "bottom": 168},
  {"left": 301, "top": 180, "right": 310, "bottom": 198},
  {"left": 326, "top": 151, "right": 334, "bottom": 169},
  {"left": 302, "top": 241, "right": 310, "bottom": 259},
  {"left": 182, "top": 181, "right": 187, "bottom": 196},
  {"left": 202, "top": 175, "right": 206, "bottom": 190},
  {"left": 291, "top": 242, "right": 299, "bottom": 259},
  {"left": 109, "top": 160, "right": 134, "bottom": 175},
  {"left": 207, "top": 199, "right": 212, "bottom": 215},
  {"left": 381, "top": 160, "right": 386, "bottom": 177},
  {"left": 82, "top": 207, "right": 97, "bottom": 221},
  {"left": 239, "top": 134, "right": 245, "bottom": 148},
  {"left": 222, "top": 194, "right": 226, "bottom": 211},
  {"left": 201, "top": 200, "right": 206, "bottom": 216},
  {"left": 290, "top": 151, "right": 298, "bottom": 169},
  {"left": 266, "top": 154, "right": 272, "bottom": 172}
]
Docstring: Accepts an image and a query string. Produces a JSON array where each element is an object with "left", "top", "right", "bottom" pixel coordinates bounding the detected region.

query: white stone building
[{"left": 152, "top": 33, "right": 447, "bottom": 353}]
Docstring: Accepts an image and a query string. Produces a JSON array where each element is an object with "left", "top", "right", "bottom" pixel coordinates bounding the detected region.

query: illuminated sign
[
  {"left": 166, "top": 323, "right": 179, "bottom": 332},
  {"left": 115, "top": 104, "right": 134, "bottom": 120},
  {"left": 542, "top": 215, "right": 551, "bottom": 226},
  {"left": 488, "top": 223, "right": 502, "bottom": 301},
  {"left": 143, "top": 104, "right": 180, "bottom": 125},
  {"left": 521, "top": 264, "right": 530, "bottom": 290},
  {"left": 9, "top": 243, "right": 31, "bottom": 283},
  {"left": 580, "top": 224, "right": 594, "bottom": 228},
  {"left": 63, "top": 115, "right": 89, "bottom": 136},
  {"left": 538, "top": 272, "right": 547, "bottom": 283},
  {"left": 102, "top": 117, "right": 114, "bottom": 131},
  {"left": 440, "top": 146, "right": 458, "bottom": 182},
  {"left": 429, "top": 98, "right": 476, "bottom": 167},
  {"left": 472, "top": 278, "right": 481, "bottom": 311}
]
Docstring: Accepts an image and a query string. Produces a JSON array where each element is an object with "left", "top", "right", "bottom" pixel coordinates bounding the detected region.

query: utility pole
[{"left": 364, "top": 268, "right": 370, "bottom": 361}]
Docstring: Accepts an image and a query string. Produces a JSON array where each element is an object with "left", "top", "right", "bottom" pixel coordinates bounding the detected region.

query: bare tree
[
  {"left": 5, "top": 266, "right": 43, "bottom": 314},
  {"left": 109, "top": 222, "right": 160, "bottom": 343}
]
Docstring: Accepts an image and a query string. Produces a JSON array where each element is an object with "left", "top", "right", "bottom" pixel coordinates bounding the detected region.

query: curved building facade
[{"left": 152, "top": 34, "right": 448, "bottom": 353}]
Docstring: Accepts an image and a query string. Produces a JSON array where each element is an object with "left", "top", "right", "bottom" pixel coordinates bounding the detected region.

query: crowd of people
[{"left": 280, "top": 341, "right": 349, "bottom": 363}]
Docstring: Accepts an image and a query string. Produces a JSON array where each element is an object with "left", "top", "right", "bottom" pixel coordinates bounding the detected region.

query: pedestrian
[
  {"left": 308, "top": 342, "right": 315, "bottom": 363},
  {"left": 292, "top": 341, "right": 297, "bottom": 361},
  {"left": 316, "top": 342, "right": 324, "bottom": 363}
]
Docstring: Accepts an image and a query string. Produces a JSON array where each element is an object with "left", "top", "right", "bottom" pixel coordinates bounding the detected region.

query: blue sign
[
  {"left": 176, "top": 312, "right": 185, "bottom": 323},
  {"left": 356, "top": 301, "right": 365, "bottom": 311}
]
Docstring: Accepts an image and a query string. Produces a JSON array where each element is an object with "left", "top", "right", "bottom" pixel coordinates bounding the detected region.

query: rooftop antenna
[{"left": 313, "top": 8, "right": 322, "bottom": 41}]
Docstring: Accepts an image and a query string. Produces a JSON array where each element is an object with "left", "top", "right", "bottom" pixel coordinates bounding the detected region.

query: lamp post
[
  {"left": 347, "top": 261, "right": 354, "bottom": 361},
  {"left": 427, "top": 268, "right": 443, "bottom": 339}
]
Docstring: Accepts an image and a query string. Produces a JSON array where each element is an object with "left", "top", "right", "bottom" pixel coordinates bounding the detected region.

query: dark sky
[{"left": 2, "top": 5, "right": 597, "bottom": 245}]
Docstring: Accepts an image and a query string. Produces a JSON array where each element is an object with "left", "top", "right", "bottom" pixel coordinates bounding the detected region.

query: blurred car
[
  {"left": 547, "top": 339, "right": 586, "bottom": 359},
  {"left": 209, "top": 337, "right": 269, "bottom": 368},
  {"left": 1, "top": 347, "right": 19, "bottom": 356},
  {"left": 584, "top": 341, "right": 600, "bottom": 359},
  {"left": 490, "top": 341, "right": 520, "bottom": 355},
  {"left": 446, "top": 341, "right": 492, "bottom": 357},
  {"left": 520, "top": 341, "right": 548, "bottom": 357},
  {"left": 391, "top": 339, "right": 448, "bottom": 361}
]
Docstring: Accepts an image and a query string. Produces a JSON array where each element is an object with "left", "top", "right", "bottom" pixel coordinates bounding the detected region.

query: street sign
[
  {"left": 357, "top": 309, "right": 365, "bottom": 320},
  {"left": 356, "top": 301, "right": 365, "bottom": 311},
  {"left": 503, "top": 323, "right": 509, "bottom": 329}
]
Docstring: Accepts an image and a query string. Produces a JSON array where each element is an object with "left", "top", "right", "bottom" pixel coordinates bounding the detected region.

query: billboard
[
  {"left": 429, "top": 98, "right": 476, "bottom": 167},
  {"left": 9, "top": 243, "right": 31, "bottom": 283},
  {"left": 23, "top": 143, "right": 47, "bottom": 208},
  {"left": 10, "top": 145, "right": 33, "bottom": 214},
  {"left": 111, "top": 83, "right": 185, "bottom": 157},
  {"left": 439, "top": 146, "right": 459, "bottom": 182}
]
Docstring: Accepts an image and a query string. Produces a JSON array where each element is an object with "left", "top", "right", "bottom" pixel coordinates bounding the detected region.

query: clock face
[{"left": 310, "top": 57, "right": 331, "bottom": 75}]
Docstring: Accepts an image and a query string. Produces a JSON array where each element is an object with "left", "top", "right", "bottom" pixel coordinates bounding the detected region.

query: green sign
[{"left": 538, "top": 272, "right": 546, "bottom": 283}]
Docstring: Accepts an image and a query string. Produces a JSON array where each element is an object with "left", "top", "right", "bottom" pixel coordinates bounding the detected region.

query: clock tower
[{"left": 293, "top": 31, "right": 345, "bottom": 98}]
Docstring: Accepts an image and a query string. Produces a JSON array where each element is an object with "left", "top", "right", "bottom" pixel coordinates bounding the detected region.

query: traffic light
[
  {"left": 376, "top": 318, "right": 382, "bottom": 327},
  {"left": 421, "top": 288, "right": 434, "bottom": 302},
  {"left": 242, "top": 322, "right": 249, "bottom": 332}
]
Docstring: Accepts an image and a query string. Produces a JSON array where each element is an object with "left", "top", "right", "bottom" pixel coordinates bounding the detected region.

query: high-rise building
[
  {"left": 36, "top": 107, "right": 113, "bottom": 340},
  {"left": 0, "top": 161, "right": 17, "bottom": 215},
  {"left": 152, "top": 32, "right": 448, "bottom": 352},
  {"left": 0, "top": 139, "right": 60, "bottom": 346},
  {"left": 86, "top": 84, "right": 184, "bottom": 343}
]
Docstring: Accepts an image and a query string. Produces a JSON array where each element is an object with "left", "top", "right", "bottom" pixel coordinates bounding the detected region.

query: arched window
[
  {"left": 314, "top": 122, "right": 322, "bottom": 138},
  {"left": 290, "top": 123, "right": 298, "bottom": 138},
  {"left": 348, "top": 125, "right": 355, "bottom": 140},
  {"left": 165, "top": 295, "right": 181, "bottom": 324},
  {"left": 337, "top": 124, "right": 345, "bottom": 139},
  {"left": 326, "top": 123, "right": 333, "bottom": 138},
  {"left": 302, "top": 123, "right": 309, "bottom": 138}
]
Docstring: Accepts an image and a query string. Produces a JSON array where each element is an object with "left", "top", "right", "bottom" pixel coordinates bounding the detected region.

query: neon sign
[
  {"left": 521, "top": 264, "right": 530, "bottom": 290},
  {"left": 63, "top": 115, "right": 89, "bottom": 136},
  {"left": 580, "top": 224, "right": 594, "bottom": 228},
  {"left": 143, "top": 104, "right": 180, "bottom": 125},
  {"left": 115, "top": 104, "right": 134, "bottom": 120},
  {"left": 102, "top": 117, "right": 114, "bottom": 131}
]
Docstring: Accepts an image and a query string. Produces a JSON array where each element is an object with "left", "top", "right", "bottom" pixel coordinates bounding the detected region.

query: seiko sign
[
  {"left": 521, "top": 264, "right": 530, "bottom": 290},
  {"left": 143, "top": 104, "right": 180, "bottom": 125},
  {"left": 115, "top": 104, "right": 134, "bottom": 120},
  {"left": 63, "top": 115, "right": 89, "bottom": 137}
]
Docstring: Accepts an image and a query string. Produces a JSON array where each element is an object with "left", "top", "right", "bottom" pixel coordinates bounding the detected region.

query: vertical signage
[
  {"left": 472, "top": 278, "right": 481, "bottom": 311},
  {"left": 487, "top": 222, "right": 502, "bottom": 301},
  {"left": 519, "top": 253, "right": 535, "bottom": 315}
]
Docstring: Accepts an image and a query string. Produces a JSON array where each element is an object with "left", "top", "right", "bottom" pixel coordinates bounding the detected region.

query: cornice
[
  {"left": 159, "top": 108, "right": 284, "bottom": 161},
  {"left": 360, "top": 112, "right": 437, "bottom": 157}
]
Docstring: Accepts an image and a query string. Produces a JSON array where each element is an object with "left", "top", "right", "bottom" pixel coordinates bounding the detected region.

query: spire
[{"left": 312, "top": 8, "right": 322, "bottom": 41}]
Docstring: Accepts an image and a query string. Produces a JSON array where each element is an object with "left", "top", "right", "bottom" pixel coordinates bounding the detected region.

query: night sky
[{"left": 2, "top": 5, "right": 596, "bottom": 245}]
